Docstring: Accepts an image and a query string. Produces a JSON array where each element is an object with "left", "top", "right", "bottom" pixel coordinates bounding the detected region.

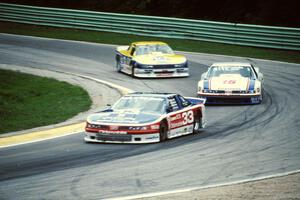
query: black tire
[
  {"left": 193, "top": 115, "right": 204, "bottom": 133},
  {"left": 193, "top": 116, "right": 200, "bottom": 133},
  {"left": 259, "top": 94, "right": 263, "bottom": 104},
  {"left": 131, "top": 66, "right": 135, "bottom": 77},
  {"left": 116, "top": 56, "right": 121, "bottom": 72},
  {"left": 159, "top": 121, "right": 168, "bottom": 142},
  {"left": 116, "top": 62, "right": 121, "bottom": 72},
  {"left": 259, "top": 89, "right": 264, "bottom": 103}
]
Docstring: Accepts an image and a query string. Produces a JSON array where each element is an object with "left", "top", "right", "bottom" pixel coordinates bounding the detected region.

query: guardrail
[{"left": 1, "top": 3, "right": 300, "bottom": 50}]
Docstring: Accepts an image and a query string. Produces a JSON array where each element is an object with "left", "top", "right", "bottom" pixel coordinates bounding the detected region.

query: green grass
[
  {"left": 1, "top": 22, "right": 300, "bottom": 64},
  {"left": 0, "top": 69, "right": 92, "bottom": 134}
]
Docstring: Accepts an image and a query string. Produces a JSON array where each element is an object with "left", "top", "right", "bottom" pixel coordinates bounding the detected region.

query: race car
[
  {"left": 197, "top": 62, "right": 263, "bottom": 104},
  {"left": 85, "top": 92, "right": 205, "bottom": 144},
  {"left": 115, "top": 41, "right": 189, "bottom": 78}
]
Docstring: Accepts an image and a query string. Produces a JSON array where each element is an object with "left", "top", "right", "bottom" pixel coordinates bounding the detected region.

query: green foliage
[{"left": 0, "top": 69, "right": 91, "bottom": 134}]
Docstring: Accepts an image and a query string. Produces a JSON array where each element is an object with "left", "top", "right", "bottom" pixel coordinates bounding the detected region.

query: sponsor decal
[
  {"left": 171, "top": 121, "right": 185, "bottom": 129},
  {"left": 109, "top": 125, "right": 119, "bottom": 130},
  {"left": 99, "top": 130, "right": 127, "bottom": 134},
  {"left": 153, "top": 56, "right": 168, "bottom": 62},
  {"left": 170, "top": 114, "right": 181, "bottom": 121},
  {"left": 170, "top": 110, "right": 194, "bottom": 129},
  {"left": 223, "top": 80, "right": 236, "bottom": 84},
  {"left": 146, "top": 135, "right": 159, "bottom": 140}
]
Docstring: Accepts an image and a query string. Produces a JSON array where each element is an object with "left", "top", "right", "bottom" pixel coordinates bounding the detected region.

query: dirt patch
[{"left": 137, "top": 173, "right": 300, "bottom": 200}]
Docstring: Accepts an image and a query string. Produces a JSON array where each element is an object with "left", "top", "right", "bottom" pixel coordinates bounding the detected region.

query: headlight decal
[
  {"left": 174, "top": 62, "right": 187, "bottom": 68},
  {"left": 203, "top": 80, "right": 209, "bottom": 90},
  {"left": 248, "top": 79, "right": 256, "bottom": 91}
]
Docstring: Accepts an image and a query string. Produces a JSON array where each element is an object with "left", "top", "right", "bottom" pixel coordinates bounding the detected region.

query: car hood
[
  {"left": 134, "top": 52, "right": 186, "bottom": 65},
  {"left": 88, "top": 109, "right": 161, "bottom": 124},
  {"left": 209, "top": 74, "right": 250, "bottom": 90}
]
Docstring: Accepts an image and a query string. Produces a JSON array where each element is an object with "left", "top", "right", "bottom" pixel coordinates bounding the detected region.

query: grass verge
[
  {"left": 0, "top": 69, "right": 91, "bottom": 134},
  {"left": 1, "top": 22, "right": 300, "bottom": 64}
]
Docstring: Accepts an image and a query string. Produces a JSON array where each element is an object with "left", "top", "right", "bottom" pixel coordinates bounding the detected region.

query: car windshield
[
  {"left": 207, "top": 66, "right": 255, "bottom": 79},
  {"left": 135, "top": 44, "right": 174, "bottom": 55},
  {"left": 112, "top": 96, "right": 167, "bottom": 114}
]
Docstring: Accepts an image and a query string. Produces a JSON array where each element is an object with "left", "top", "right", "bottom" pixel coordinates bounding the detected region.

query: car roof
[
  {"left": 211, "top": 62, "right": 252, "bottom": 67},
  {"left": 131, "top": 41, "right": 168, "bottom": 46},
  {"left": 124, "top": 92, "right": 176, "bottom": 98}
]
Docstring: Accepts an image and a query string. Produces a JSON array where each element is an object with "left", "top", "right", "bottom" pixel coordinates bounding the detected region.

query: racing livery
[
  {"left": 197, "top": 62, "right": 264, "bottom": 104},
  {"left": 85, "top": 92, "right": 205, "bottom": 143},
  {"left": 115, "top": 41, "right": 189, "bottom": 78}
]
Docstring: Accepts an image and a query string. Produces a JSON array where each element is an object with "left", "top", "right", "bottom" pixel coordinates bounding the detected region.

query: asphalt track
[{"left": 0, "top": 34, "right": 300, "bottom": 200}]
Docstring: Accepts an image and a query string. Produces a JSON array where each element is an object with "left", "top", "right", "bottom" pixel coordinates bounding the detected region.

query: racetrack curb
[{"left": 0, "top": 65, "right": 133, "bottom": 148}]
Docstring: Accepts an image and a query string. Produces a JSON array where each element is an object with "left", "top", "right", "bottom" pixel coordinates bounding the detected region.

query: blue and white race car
[
  {"left": 197, "top": 62, "right": 264, "bottom": 104},
  {"left": 85, "top": 92, "right": 206, "bottom": 143}
]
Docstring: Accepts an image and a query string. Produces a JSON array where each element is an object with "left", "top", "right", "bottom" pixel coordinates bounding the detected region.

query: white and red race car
[
  {"left": 198, "top": 62, "right": 264, "bottom": 104},
  {"left": 85, "top": 92, "right": 205, "bottom": 144}
]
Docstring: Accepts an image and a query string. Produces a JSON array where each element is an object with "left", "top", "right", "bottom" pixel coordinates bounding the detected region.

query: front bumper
[
  {"left": 134, "top": 68, "right": 189, "bottom": 78},
  {"left": 84, "top": 132, "right": 160, "bottom": 144},
  {"left": 197, "top": 92, "right": 262, "bottom": 104}
]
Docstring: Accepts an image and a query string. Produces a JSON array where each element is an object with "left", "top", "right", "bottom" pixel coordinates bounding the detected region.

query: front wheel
[
  {"left": 116, "top": 60, "right": 121, "bottom": 72},
  {"left": 159, "top": 121, "right": 168, "bottom": 142},
  {"left": 259, "top": 89, "right": 264, "bottom": 103},
  {"left": 131, "top": 66, "right": 135, "bottom": 77}
]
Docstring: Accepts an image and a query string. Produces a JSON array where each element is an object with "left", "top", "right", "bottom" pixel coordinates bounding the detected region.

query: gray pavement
[{"left": 0, "top": 34, "right": 299, "bottom": 200}]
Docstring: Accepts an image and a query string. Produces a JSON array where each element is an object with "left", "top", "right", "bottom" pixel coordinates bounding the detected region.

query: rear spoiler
[{"left": 185, "top": 97, "right": 206, "bottom": 105}]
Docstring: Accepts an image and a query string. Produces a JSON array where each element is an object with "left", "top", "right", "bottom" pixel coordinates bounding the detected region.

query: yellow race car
[{"left": 115, "top": 41, "right": 189, "bottom": 78}]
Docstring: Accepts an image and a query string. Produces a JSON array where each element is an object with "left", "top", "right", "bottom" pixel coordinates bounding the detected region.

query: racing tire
[
  {"left": 116, "top": 56, "right": 121, "bottom": 72},
  {"left": 259, "top": 89, "right": 264, "bottom": 103},
  {"left": 193, "top": 116, "right": 205, "bottom": 133},
  {"left": 259, "top": 94, "right": 263, "bottom": 104},
  {"left": 131, "top": 66, "right": 135, "bottom": 77},
  {"left": 159, "top": 121, "right": 168, "bottom": 142},
  {"left": 116, "top": 61, "right": 121, "bottom": 72}
]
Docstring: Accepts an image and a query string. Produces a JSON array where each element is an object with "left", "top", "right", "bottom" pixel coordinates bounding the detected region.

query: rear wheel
[
  {"left": 159, "top": 121, "right": 168, "bottom": 141},
  {"left": 193, "top": 116, "right": 205, "bottom": 133},
  {"left": 131, "top": 66, "right": 135, "bottom": 77}
]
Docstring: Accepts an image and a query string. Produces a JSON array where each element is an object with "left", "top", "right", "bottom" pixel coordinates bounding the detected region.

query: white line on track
[{"left": 107, "top": 169, "right": 300, "bottom": 200}]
